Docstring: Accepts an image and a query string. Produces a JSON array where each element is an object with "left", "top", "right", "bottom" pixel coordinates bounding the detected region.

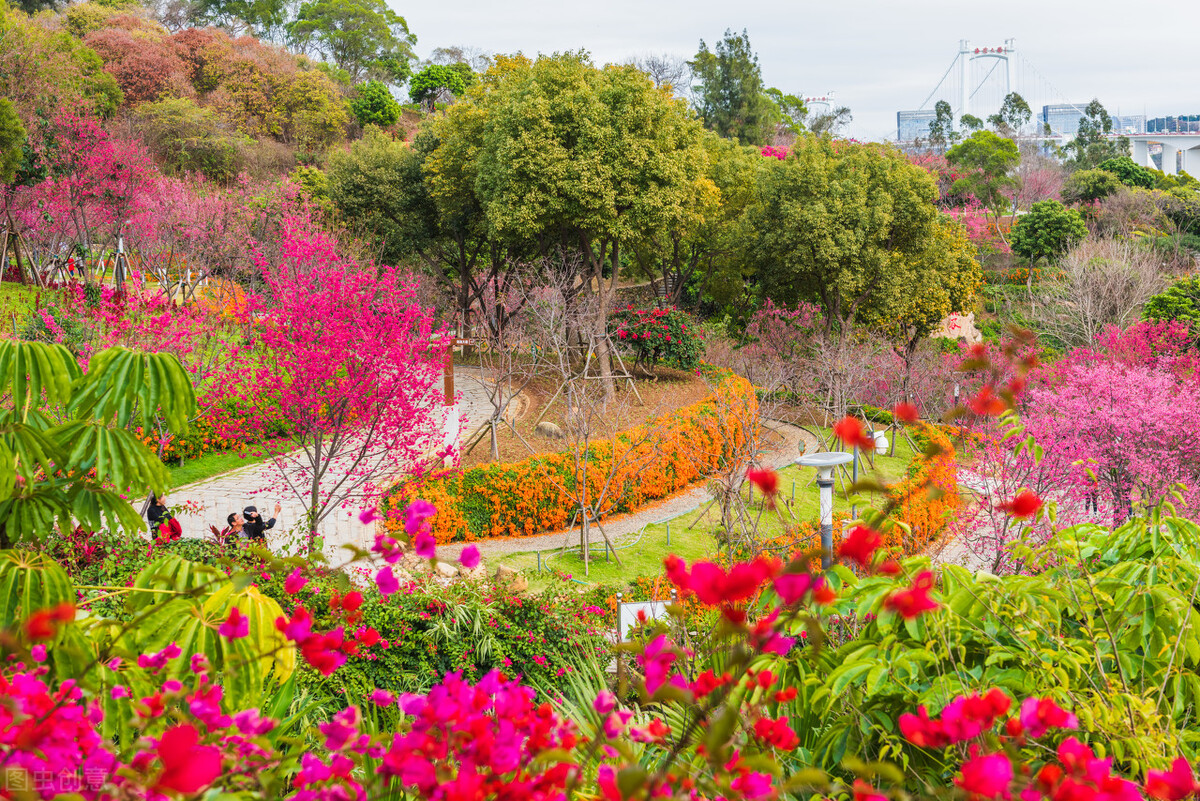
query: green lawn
[
  {"left": 0, "top": 282, "right": 45, "bottom": 336},
  {"left": 167, "top": 449, "right": 269, "bottom": 488},
  {"left": 496, "top": 429, "right": 919, "bottom": 587}
]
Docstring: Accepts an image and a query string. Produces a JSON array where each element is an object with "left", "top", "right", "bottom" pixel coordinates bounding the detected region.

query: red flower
[
  {"left": 852, "top": 779, "right": 888, "bottom": 801},
  {"left": 885, "top": 570, "right": 938, "bottom": 619},
  {"left": 956, "top": 750, "right": 1013, "bottom": 799},
  {"left": 1146, "top": 758, "right": 1200, "bottom": 801},
  {"left": 747, "top": 468, "right": 778, "bottom": 499},
  {"left": 153, "top": 724, "right": 221, "bottom": 794},
  {"left": 968, "top": 385, "right": 1007, "bottom": 416},
  {"left": 995, "top": 491, "right": 1042, "bottom": 519},
  {"left": 24, "top": 603, "right": 75, "bottom": 641},
  {"left": 893, "top": 402, "right": 919, "bottom": 423},
  {"left": 833, "top": 416, "right": 875, "bottom": 451},
  {"left": 837, "top": 525, "right": 883, "bottom": 568},
  {"left": 754, "top": 716, "right": 799, "bottom": 750},
  {"left": 341, "top": 591, "right": 363, "bottom": 612}
]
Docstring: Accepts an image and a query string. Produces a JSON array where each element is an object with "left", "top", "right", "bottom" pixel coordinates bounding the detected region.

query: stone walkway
[
  {"left": 435, "top": 421, "right": 820, "bottom": 561},
  {"left": 160, "top": 367, "right": 502, "bottom": 559}
]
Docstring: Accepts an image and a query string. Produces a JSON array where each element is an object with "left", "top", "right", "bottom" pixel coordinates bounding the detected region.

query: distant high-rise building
[
  {"left": 1042, "top": 103, "right": 1090, "bottom": 136},
  {"left": 1112, "top": 115, "right": 1146, "bottom": 134},
  {"left": 1042, "top": 104, "right": 1145, "bottom": 137},
  {"left": 897, "top": 109, "right": 938, "bottom": 142},
  {"left": 1148, "top": 115, "right": 1200, "bottom": 133}
]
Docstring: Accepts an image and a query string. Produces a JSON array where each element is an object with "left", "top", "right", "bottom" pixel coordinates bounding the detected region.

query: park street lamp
[{"left": 796, "top": 452, "right": 854, "bottom": 569}]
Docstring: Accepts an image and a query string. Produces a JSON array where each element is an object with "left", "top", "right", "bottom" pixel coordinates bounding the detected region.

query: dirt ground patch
[{"left": 458, "top": 365, "right": 712, "bottom": 468}]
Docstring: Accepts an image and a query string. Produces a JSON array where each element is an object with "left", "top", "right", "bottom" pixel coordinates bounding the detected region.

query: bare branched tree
[
  {"left": 460, "top": 263, "right": 542, "bottom": 461},
  {"left": 629, "top": 53, "right": 691, "bottom": 97},
  {"left": 1034, "top": 238, "right": 1167, "bottom": 348},
  {"left": 521, "top": 261, "right": 663, "bottom": 575}
]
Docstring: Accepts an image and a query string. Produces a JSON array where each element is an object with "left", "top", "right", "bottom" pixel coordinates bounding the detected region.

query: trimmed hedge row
[{"left": 385, "top": 376, "right": 757, "bottom": 543}]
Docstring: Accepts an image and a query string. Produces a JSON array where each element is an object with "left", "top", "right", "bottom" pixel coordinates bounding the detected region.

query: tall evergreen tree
[{"left": 689, "top": 29, "right": 777, "bottom": 146}]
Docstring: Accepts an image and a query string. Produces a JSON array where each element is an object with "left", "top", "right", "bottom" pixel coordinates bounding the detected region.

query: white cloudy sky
[{"left": 400, "top": 0, "right": 1199, "bottom": 141}]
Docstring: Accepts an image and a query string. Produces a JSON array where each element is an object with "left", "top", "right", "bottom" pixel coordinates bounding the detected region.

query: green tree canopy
[
  {"left": 689, "top": 29, "right": 777, "bottom": 146},
  {"left": 327, "top": 124, "right": 425, "bottom": 267},
  {"left": 960, "top": 114, "right": 984, "bottom": 132},
  {"left": 945, "top": 130, "right": 1019, "bottom": 213},
  {"left": 351, "top": 79, "right": 401, "bottom": 127},
  {"left": 432, "top": 52, "right": 710, "bottom": 397},
  {"left": 741, "top": 137, "right": 970, "bottom": 335},
  {"left": 409, "top": 63, "right": 467, "bottom": 111},
  {"left": 190, "top": 0, "right": 287, "bottom": 38},
  {"left": 288, "top": 0, "right": 416, "bottom": 85},
  {"left": 988, "top": 92, "right": 1032, "bottom": 134},
  {"left": 1010, "top": 200, "right": 1087, "bottom": 264},
  {"left": 1098, "top": 155, "right": 1155, "bottom": 189},
  {"left": 1064, "top": 99, "right": 1128, "bottom": 169},
  {"left": 1061, "top": 168, "right": 1122, "bottom": 205},
  {"left": 927, "top": 100, "right": 957, "bottom": 148},
  {"left": 0, "top": 98, "right": 26, "bottom": 185}
]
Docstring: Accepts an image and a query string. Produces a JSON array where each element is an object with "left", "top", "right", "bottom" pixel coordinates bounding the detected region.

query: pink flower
[
  {"left": 637, "top": 635, "right": 681, "bottom": 696},
  {"left": 413, "top": 532, "right": 436, "bottom": 559},
  {"left": 359, "top": 506, "right": 382, "bottom": 524},
  {"left": 1146, "top": 757, "right": 1200, "bottom": 800},
  {"left": 376, "top": 566, "right": 399, "bottom": 595},
  {"left": 30, "top": 644, "right": 46, "bottom": 662},
  {"left": 233, "top": 708, "right": 277, "bottom": 736},
  {"left": 371, "top": 689, "right": 395, "bottom": 706},
  {"left": 319, "top": 706, "right": 360, "bottom": 751},
  {"left": 459, "top": 545, "right": 480, "bottom": 569},
  {"left": 1019, "top": 697, "right": 1078, "bottom": 738},
  {"left": 956, "top": 751, "right": 1014, "bottom": 799},
  {"left": 218, "top": 607, "right": 249, "bottom": 639},
  {"left": 284, "top": 568, "right": 308, "bottom": 595},
  {"left": 405, "top": 499, "right": 436, "bottom": 537},
  {"left": 111, "top": 685, "right": 130, "bottom": 699},
  {"left": 593, "top": 690, "right": 617, "bottom": 715},
  {"left": 773, "top": 572, "right": 814, "bottom": 604}
]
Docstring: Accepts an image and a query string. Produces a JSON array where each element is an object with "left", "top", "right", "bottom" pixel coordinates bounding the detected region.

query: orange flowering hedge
[
  {"left": 385, "top": 376, "right": 757, "bottom": 543},
  {"left": 883, "top": 423, "right": 961, "bottom": 555}
]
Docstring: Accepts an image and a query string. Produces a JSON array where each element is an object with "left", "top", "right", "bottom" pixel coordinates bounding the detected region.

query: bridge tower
[{"left": 957, "top": 38, "right": 1016, "bottom": 118}]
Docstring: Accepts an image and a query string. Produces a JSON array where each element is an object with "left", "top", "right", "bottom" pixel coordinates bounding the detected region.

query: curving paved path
[{"left": 160, "top": 367, "right": 502, "bottom": 559}]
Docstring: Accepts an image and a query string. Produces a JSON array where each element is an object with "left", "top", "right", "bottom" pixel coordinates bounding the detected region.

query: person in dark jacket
[
  {"left": 243, "top": 503, "right": 281, "bottom": 541},
  {"left": 147, "top": 493, "right": 182, "bottom": 543}
]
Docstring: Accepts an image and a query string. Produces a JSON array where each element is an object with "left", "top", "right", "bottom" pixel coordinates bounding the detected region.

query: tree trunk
[{"left": 594, "top": 242, "right": 619, "bottom": 403}]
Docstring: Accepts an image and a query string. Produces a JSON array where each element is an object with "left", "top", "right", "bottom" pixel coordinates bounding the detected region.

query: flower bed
[
  {"left": 384, "top": 376, "right": 757, "bottom": 543},
  {"left": 884, "top": 423, "right": 961, "bottom": 554}
]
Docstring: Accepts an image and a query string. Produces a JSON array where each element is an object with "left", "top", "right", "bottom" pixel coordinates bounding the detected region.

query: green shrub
[
  {"left": 1061, "top": 168, "right": 1121, "bottom": 204},
  {"left": 1010, "top": 200, "right": 1087, "bottom": 264},
  {"left": 1143, "top": 274, "right": 1200, "bottom": 332},
  {"left": 132, "top": 97, "right": 247, "bottom": 182},
  {"left": 610, "top": 306, "right": 704, "bottom": 372},
  {"left": 350, "top": 80, "right": 401, "bottom": 128},
  {"left": 1098, "top": 155, "right": 1155, "bottom": 189}
]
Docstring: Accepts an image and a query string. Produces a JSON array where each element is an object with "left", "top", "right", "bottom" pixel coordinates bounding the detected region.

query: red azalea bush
[{"left": 610, "top": 305, "right": 704, "bottom": 372}]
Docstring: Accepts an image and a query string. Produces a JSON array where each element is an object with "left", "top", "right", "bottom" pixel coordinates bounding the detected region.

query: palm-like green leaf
[
  {"left": 69, "top": 347, "right": 196, "bottom": 432},
  {"left": 54, "top": 422, "right": 169, "bottom": 493},
  {"left": 0, "top": 341, "right": 80, "bottom": 421}
]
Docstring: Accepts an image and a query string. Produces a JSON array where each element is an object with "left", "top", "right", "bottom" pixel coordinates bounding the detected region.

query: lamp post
[{"left": 796, "top": 452, "right": 854, "bottom": 569}]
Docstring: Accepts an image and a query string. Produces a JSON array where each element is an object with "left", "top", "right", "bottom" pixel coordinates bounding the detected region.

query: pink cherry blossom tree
[
  {"left": 9, "top": 112, "right": 157, "bottom": 286},
  {"left": 252, "top": 212, "right": 450, "bottom": 549}
]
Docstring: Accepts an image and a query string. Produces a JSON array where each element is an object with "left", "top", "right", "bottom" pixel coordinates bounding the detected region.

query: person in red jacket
[{"left": 147, "top": 493, "right": 183, "bottom": 543}]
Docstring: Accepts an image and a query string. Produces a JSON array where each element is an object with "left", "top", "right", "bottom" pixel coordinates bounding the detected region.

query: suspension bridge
[{"left": 892, "top": 39, "right": 1144, "bottom": 144}]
